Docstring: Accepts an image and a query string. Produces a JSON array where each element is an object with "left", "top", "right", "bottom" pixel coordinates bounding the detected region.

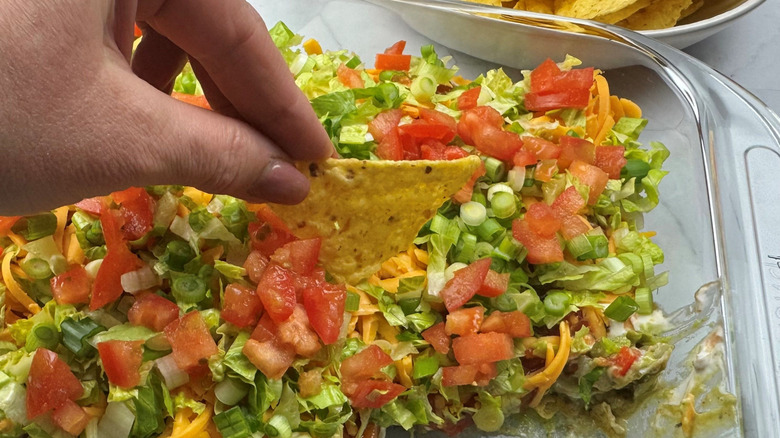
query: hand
[{"left": 0, "top": 0, "right": 333, "bottom": 215}]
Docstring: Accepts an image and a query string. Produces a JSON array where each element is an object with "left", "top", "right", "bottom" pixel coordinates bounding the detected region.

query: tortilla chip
[
  {"left": 680, "top": 0, "right": 704, "bottom": 19},
  {"left": 464, "top": 0, "right": 503, "bottom": 6},
  {"left": 553, "top": 0, "right": 641, "bottom": 19},
  {"left": 617, "top": 0, "right": 693, "bottom": 29},
  {"left": 268, "top": 156, "right": 482, "bottom": 285},
  {"left": 524, "top": 0, "right": 555, "bottom": 14},
  {"left": 593, "top": 0, "right": 652, "bottom": 24}
]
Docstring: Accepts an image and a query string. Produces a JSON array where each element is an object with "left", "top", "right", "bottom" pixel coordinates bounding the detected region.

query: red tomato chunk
[
  {"left": 127, "top": 293, "right": 180, "bottom": 332},
  {"left": 440, "top": 258, "right": 492, "bottom": 311},
  {"left": 97, "top": 340, "right": 144, "bottom": 388},
  {"left": 221, "top": 283, "right": 264, "bottom": 328},
  {"left": 446, "top": 306, "right": 484, "bottom": 336},
  {"left": 164, "top": 311, "right": 218, "bottom": 371},
  {"left": 26, "top": 349, "right": 83, "bottom": 419},
  {"left": 452, "top": 332, "right": 515, "bottom": 365},
  {"left": 422, "top": 322, "right": 451, "bottom": 355},
  {"left": 50, "top": 265, "right": 91, "bottom": 305}
]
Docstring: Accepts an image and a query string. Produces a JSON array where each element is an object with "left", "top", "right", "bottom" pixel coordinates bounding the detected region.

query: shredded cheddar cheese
[
  {"left": 523, "top": 321, "right": 571, "bottom": 407},
  {"left": 1, "top": 250, "right": 41, "bottom": 315}
]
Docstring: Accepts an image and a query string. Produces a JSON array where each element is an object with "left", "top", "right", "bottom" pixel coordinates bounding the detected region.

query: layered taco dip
[{"left": 0, "top": 22, "right": 671, "bottom": 438}]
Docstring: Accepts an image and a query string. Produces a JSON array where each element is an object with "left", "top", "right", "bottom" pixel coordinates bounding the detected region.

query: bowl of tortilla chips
[{"left": 382, "top": 0, "right": 764, "bottom": 48}]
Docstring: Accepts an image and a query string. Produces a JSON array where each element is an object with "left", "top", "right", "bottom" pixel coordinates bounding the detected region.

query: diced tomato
[
  {"left": 557, "top": 135, "right": 595, "bottom": 169},
  {"left": 90, "top": 209, "right": 143, "bottom": 310},
  {"left": 422, "top": 322, "right": 451, "bottom": 355},
  {"left": 480, "top": 311, "right": 532, "bottom": 338},
  {"left": 551, "top": 186, "right": 586, "bottom": 218},
  {"left": 52, "top": 399, "right": 91, "bottom": 436},
  {"left": 477, "top": 270, "right": 509, "bottom": 297},
  {"left": 383, "top": 40, "right": 407, "bottom": 55},
  {"left": 452, "top": 332, "right": 515, "bottom": 365},
  {"left": 337, "top": 64, "right": 364, "bottom": 89},
  {"left": 97, "top": 340, "right": 144, "bottom": 388},
  {"left": 457, "top": 106, "right": 504, "bottom": 146},
  {"left": 127, "top": 293, "right": 180, "bottom": 332},
  {"left": 250, "top": 313, "right": 278, "bottom": 343},
  {"left": 420, "top": 108, "right": 458, "bottom": 137},
  {"left": 452, "top": 162, "right": 486, "bottom": 204},
  {"left": 471, "top": 124, "right": 524, "bottom": 162},
  {"left": 248, "top": 209, "right": 296, "bottom": 256},
  {"left": 368, "top": 109, "right": 403, "bottom": 143},
  {"left": 612, "top": 346, "right": 640, "bottom": 377},
  {"left": 569, "top": 160, "right": 609, "bottom": 205},
  {"left": 512, "top": 218, "right": 564, "bottom": 264},
  {"left": 399, "top": 128, "right": 422, "bottom": 160},
  {"left": 523, "top": 137, "right": 561, "bottom": 160},
  {"left": 164, "top": 311, "right": 218, "bottom": 371},
  {"left": 534, "top": 159, "right": 559, "bottom": 182},
  {"left": 560, "top": 215, "right": 591, "bottom": 240},
  {"left": 375, "top": 53, "right": 412, "bottom": 71},
  {"left": 439, "top": 258, "right": 492, "bottom": 311},
  {"left": 457, "top": 86, "right": 481, "bottom": 110},
  {"left": 222, "top": 283, "right": 263, "bottom": 328},
  {"left": 133, "top": 23, "right": 143, "bottom": 38},
  {"left": 595, "top": 145, "right": 627, "bottom": 179},
  {"left": 0, "top": 216, "right": 21, "bottom": 237},
  {"left": 525, "top": 202, "right": 562, "bottom": 238},
  {"left": 530, "top": 59, "right": 593, "bottom": 94},
  {"left": 111, "top": 187, "right": 154, "bottom": 241},
  {"left": 445, "top": 306, "right": 484, "bottom": 336},
  {"left": 271, "top": 238, "right": 321, "bottom": 277},
  {"left": 243, "top": 250, "right": 270, "bottom": 284},
  {"left": 303, "top": 281, "right": 346, "bottom": 345},
  {"left": 256, "top": 264, "right": 297, "bottom": 324},
  {"left": 441, "top": 362, "right": 497, "bottom": 387},
  {"left": 444, "top": 145, "right": 470, "bottom": 160},
  {"left": 74, "top": 197, "right": 106, "bottom": 216},
  {"left": 398, "top": 119, "right": 456, "bottom": 144},
  {"left": 26, "top": 349, "right": 83, "bottom": 419},
  {"left": 50, "top": 265, "right": 91, "bottom": 305},
  {"left": 376, "top": 127, "right": 404, "bottom": 161},
  {"left": 341, "top": 345, "right": 393, "bottom": 382},
  {"left": 276, "top": 305, "right": 321, "bottom": 358},
  {"left": 172, "top": 92, "right": 212, "bottom": 109},
  {"left": 525, "top": 89, "right": 590, "bottom": 112},
  {"left": 242, "top": 338, "right": 296, "bottom": 380},
  {"left": 349, "top": 380, "right": 406, "bottom": 408},
  {"left": 527, "top": 59, "right": 593, "bottom": 111},
  {"left": 513, "top": 149, "right": 537, "bottom": 167}
]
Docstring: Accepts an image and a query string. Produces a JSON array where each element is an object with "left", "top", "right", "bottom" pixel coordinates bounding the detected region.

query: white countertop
[{"left": 684, "top": 0, "right": 780, "bottom": 113}]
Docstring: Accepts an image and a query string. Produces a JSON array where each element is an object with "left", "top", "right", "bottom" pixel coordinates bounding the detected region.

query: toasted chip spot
[{"left": 268, "top": 156, "right": 481, "bottom": 284}]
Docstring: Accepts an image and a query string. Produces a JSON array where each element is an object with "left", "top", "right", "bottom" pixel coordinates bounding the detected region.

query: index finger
[{"left": 137, "top": 0, "right": 333, "bottom": 161}]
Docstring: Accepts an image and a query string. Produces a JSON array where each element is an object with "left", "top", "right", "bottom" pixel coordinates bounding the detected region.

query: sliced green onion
[
  {"left": 566, "top": 129, "right": 580, "bottom": 138},
  {"left": 345, "top": 291, "right": 361, "bottom": 312},
  {"left": 507, "top": 166, "right": 527, "bottom": 191},
  {"left": 454, "top": 232, "right": 478, "bottom": 264},
  {"left": 471, "top": 191, "right": 487, "bottom": 206},
  {"left": 12, "top": 212, "right": 57, "bottom": 241},
  {"left": 411, "top": 76, "right": 436, "bottom": 102},
  {"left": 71, "top": 211, "right": 94, "bottom": 231},
  {"left": 604, "top": 295, "right": 639, "bottom": 321},
  {"left": 586, "top": 235, "right": 609, "bottom": 259},
  {"left": 172, "top": 274, "right": 208, "bottom": 303},
  {"left": 474, "top": 218, "right": 503, "bottom": 241},
  {"left": 566, "top": 234, "right": 593, "bottom": 259},
  {"left": 188, "top": 208, "right": 213, "bottom": 233},
  {"left": 379, "top": 70, "right": 402, "bottom": 81},
  {"left": 490, "top": 192, "right": 517, "bottom": 219},
  {"left": 486, "top": 183, "right": 513, "bottom": 202},
  {"left": 509, "top": 268, "right": 529, "bottom": 286},
  {"left": 84, "top": 258, "right": 103, "bottom": 279},
  {"left": 120, "top": 265, "right": 160, "bottom": 293},
  {"left": 430, "top": 214, "right": 461, "bottom": 243},
  {"left": 61, "top": 317, "right": 106, "bottom": 358},
  {"left": 215, "top": 378, "right": 250, "bottom": 406},
  {"left": 578, "top": 366, "right": 605, "bottom": 407},
  {"left": 219, "top": 202, "right": 251, "bottom": 240},
  {"left": 544, "top": 292, "right": 571, "bottom": 317},
  {"left": 412, "top": 356, "right": 440, "bottom": 379},
  {"left": 214, "top": 406, "right": 254, "bottom": 438},
  {"left": 484, "top": 157, "right": 507, "bottom": 183},
  {"left": 84, "top": 219, "right": 104, "bottom": 246},
  {"left": 266, "top": 415, "right": 292, "bottom": 438},
  {"left": 84, "top": 246, "right": 107, "bottom": 262},
  {"left": 460, "top": 202, "right": 487, "bottom": 227},
  {"left": 634, "top": 287, "right": 653, "bottom": 315},
  {"left": 491, "top": 235, "right": 520, "bottom": 262},
  {"left": 25, "top": 322, "right": 60, "bottom": 352},
  {"left": 21, "top": 257, "right": 52, "bottom": 280},
  {"left": 345, "top": 56, "right": 362, "bottom": 69},
  {"left": 22, "top": 235, "right": 67, "bottom": 275},
  {"left": 473, "top": 242, "right": 494, "bottom": 259}
]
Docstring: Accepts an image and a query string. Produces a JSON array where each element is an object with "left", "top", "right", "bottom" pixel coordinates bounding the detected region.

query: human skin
[{"left": 0, "top": 0, "right": 334, "bottom": 215}]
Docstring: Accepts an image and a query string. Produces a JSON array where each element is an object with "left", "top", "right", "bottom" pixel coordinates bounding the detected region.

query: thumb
[{"left": 126, "top": 79, "right": 313, "bottom": 205}]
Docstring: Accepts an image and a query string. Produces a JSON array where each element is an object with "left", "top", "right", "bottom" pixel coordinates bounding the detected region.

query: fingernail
[{"left": 247, "top": 160, "right": 309, "bottom": 204}]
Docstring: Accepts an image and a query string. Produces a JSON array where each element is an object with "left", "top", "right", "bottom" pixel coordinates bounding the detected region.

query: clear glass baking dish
[{"left": 252, "top": 0, "right": 780, "bottom": 435}]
